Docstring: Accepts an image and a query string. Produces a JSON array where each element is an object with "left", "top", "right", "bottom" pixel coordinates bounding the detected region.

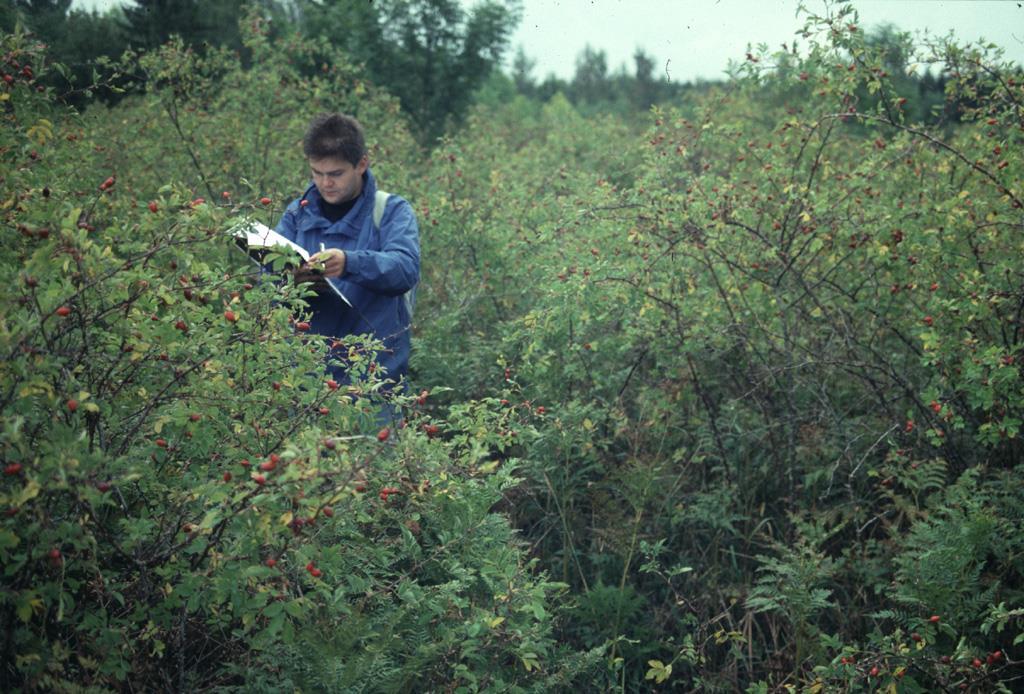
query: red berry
[
  {"left": 260, "top": 196, "right": 272, "bottom": 205},
  {"left": 911, "top": 632, "right": 922, "bottom": 642},
  {"left": 306, "top": 561, "right": 315, "bottom": 572},
  {"left": 869, "top": 666, "right": 879, "bottom": 676},
  {"left": 175, "top": 320, "right": 188, "bottom": 332},
  {"left": 253, "top": 474, "right": 266, "bottom": 485},
  {"left": 155, "top": 438, "right": 168, "bottom": 448},
  {"left": 240, "top": 458, "right": 251, "bottom": 468},
  {"left": 423, "top": 423, "right": 439, "bottom": 438},
  {"left": 326, "top": 379, "right": 338, "bottom": 390},
  {"left": 4, "top": 463, "right": 23, "bottom": 475},
  {"left": 318, "top": 406, "right": 329, "bottom": 415},
  {"left": 295, "top": 321, "right": 310, "bottom": 332},
  {"left": 96, "top": 481, "right": 111, "bottom": 492},
  {"left": 377, "top": 427, "right": 390, "bottom": 442},
  {"left": 191, "top": 198, "right": 205, "bottom": 207},
  {"left": 148, "top": 201, "right": 159, "bottom": 213},
  {"left": 923, "top": 315, "right": 933, "bottom": 326},
  {"left": 48, "top": 547, "right": 61, "bottom": 560},
  {"left": 536, "top": 406, "right": 546, "bottom": 414},
  {"left": 224, "top": 310, "right": 237, "bottom": 323},
  {"left": 929, "top": 615, "right": 941, "bottom": 623},
  {"left": 259, "top": 459, "right": 276, "bottom": 472},
  {"left": 222, "top": 191, "right": 231, "bottom": 199},
  {"left": 265, "top": 558, "right": 276, "bottom": 568},
  {"left": 272, "top": 382, "right": 281, "bottom": 391},
  {"left": 67, "top": 399, "right": 78, "bottom": 412},
  {"left": 222, "top": 471, "right": 232, "bottom": 482},
  {"left": 56, "top": 305, "right": 71, "bottom": 317},
  {"left": 310, "top": 567, "right": 322, "bottom": 578},
  {"left": 972, "top": 657, "right": 982, "bottom": 668},
  {"left": 322, "top": 506, "right": 333, "bottom": 517}
]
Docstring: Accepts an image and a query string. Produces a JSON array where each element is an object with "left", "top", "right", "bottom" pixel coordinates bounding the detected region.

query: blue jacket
[{"left": 275, "top": 168, "right": 420, "bottom": 387}]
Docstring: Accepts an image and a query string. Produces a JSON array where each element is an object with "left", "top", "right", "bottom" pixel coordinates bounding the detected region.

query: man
[{"left": 275, "top": 113, "right": 420, "bottom": 394}]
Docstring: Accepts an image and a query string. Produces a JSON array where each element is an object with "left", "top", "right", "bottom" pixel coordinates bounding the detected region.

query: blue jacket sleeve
[
  {"left": 275, "top": 201, "right": 301, "bottom": 241},
  {"left": 343, "top": 197, "right": 420, "bottom": 296}
]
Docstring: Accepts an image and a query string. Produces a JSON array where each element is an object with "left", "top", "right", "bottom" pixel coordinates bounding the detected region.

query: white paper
[
  {"left": 233, "top": 220, "right": 311, "bottom": 261},
  {"left": 230, "top": 220, "right": 351, "bottom": 307}
]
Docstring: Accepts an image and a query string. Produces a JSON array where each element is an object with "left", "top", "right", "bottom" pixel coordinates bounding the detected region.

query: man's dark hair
[{"left": 302, "top": 113, "right": 367, "bottom": 165}]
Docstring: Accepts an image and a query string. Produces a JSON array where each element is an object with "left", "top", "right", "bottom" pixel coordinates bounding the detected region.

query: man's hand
[
  {"left": 307, "top": 248, "right": 346, "bottom": 278},
  {"left": 291, "top": 265, "right": 331, "bottom": 293}
]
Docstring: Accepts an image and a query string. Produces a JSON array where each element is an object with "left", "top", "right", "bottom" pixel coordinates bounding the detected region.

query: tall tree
[
  {"left": 510, "top": 45, "right": 536, "bottom": 96},
  {"left": 374, "top": 0, "right": 522, "bottom": 142},
  {"left": 292, "top": 0, "right": 386, "bottom": 70},
  {"left": 632, "top": 47, "right": 659, "bottom": 109},
  {"left": 2, "top": 0, "right": 71, "bottom": 41},
  {"left": 570, "top": 44, "right": 608, "bottom": 104},
  {"left": 120, "top": 0, "right": 287, "bottom": 53},
  {"left": 1, "top": 1, "right": 130, "bottom": 107}
]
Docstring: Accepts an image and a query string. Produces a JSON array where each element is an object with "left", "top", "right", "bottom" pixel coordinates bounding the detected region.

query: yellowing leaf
[
  {"left": 645, "top": 659, "right": 672, "bottom": 683},
  {"left": 26, "top": 118, "right": 54, "bottom": 145},
  {"left": 17, "top": 481, "right": 41, "bottom": 506},
  {"left": 16, "top": 595, "right": 44, "bottom": 623}
]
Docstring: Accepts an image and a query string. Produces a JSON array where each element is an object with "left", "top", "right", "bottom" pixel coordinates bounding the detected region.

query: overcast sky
[{"left": 72, "top": 0, "right": 1024, "bottom": 83}]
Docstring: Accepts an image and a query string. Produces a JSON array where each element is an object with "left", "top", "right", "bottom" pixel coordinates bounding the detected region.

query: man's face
[{"left": 309, "top": 155, "right": 368, "bottom": 205}]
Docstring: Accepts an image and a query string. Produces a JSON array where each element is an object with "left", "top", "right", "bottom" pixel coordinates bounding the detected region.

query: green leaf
[{"left": 0, "top": 530, "right": 20, "bottom": 550}]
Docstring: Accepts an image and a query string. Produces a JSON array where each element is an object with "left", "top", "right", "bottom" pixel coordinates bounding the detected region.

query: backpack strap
[
  {"left": 373, "top": 189, "right": 416, "bottom": 320},
  {"left": 373, "top": 190, "right": 389, "bottom": 230}
]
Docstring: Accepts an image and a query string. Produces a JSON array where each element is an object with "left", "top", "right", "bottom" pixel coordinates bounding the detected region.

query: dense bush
[
  {"left": 0, "top": 21, "right": 593, "bottom": 692},
  {"left": 412, "top": 3, "right": 1023, "bottom": 691}
]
